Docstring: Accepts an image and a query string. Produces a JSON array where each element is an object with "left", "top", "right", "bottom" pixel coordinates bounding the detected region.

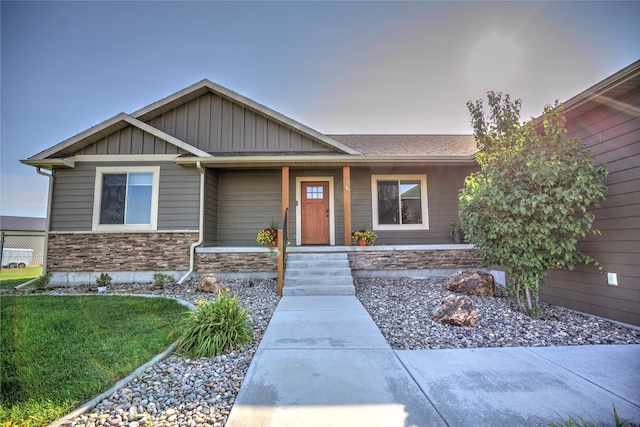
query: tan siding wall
[
  {"left": 73, "top": 125, "right": 184, "bottom": 155},
  {"left": 49, "top": 162, "right": 200, "bottom": 232},
  {"left": 541, "top": 85, "right": 640, "bottom": 325},
  {"left": 157, "top": 164, "right": 200, "bottom": 230},
  {"left": 350, "top": 166, "right": 478, "bottom": 245},
  {"left": 216, "top": 169, "right": 281, "bottom": 245},
  {"left": 203, "top": 169, "right": 219, "bottom": 246},
  {"left": 146, "top": 92, "right": 334, "bottom": 153}
]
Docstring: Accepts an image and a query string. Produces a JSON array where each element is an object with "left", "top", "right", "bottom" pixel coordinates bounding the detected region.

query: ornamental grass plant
[{"left": 175, "top": 289, "right": 253, "bottom": 358}]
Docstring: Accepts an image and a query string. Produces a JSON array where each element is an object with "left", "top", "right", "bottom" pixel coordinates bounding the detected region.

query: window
[
  {"left": 306, "top": 186, "right": 324, "bottom": 199},
  {"left": 93, "top": 166, "right": 160, "bottom": 231},
  {"left": 371, "top": 174, "right": 429, "bottom": 230}
]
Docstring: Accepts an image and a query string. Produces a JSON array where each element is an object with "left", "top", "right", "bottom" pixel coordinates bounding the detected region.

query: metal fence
[{"left": 0, "top": 232, "right": 46, "bottom": 282}]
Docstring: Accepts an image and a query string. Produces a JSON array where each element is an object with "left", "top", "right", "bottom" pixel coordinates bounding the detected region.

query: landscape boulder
[
  {"left": 196, "top": 274, "right": 225, "bottom": 294},
  {"left": 445, "top": 271, "right": 495, "bottom": 297},
  {"left": 431, "top": 294, "right": 478, "bottom": 327}
]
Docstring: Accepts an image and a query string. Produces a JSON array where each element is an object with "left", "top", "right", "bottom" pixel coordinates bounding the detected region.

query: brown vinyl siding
[
  {"left": 203, "top": 169, "right": 219, "bottom": 246},
  {"left": 73, "top": 125, "right": 186, "bottom": 155},
  {"left": 216, "top": 170, "right": 281, "bottom": 246},
  {"left": 49, "top": 162, "right": 200, "bottom": 232},
  {"left": 146, "top": 92, "right": 333, "bottom": 154},
  {"left": 541, "top": 84, "right": 640, "bottom": 326}
]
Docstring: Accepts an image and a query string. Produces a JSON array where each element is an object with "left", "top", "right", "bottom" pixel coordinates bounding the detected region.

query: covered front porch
[{"left": 197, "top": 162, "right": 478, "bottom": 248}]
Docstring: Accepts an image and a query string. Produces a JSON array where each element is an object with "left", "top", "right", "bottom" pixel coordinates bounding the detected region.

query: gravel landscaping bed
[
  {"left": 25, "top": 275, "right": 640, "bottom": 427},
  {"left": 355, "top": 276, "right": 640, "bottom": 350},
  {"left": 41, "top": 278, "right": 280, "bottom": 427}
]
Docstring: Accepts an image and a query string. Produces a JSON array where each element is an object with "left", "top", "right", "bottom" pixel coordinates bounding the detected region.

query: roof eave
[
  {"left": 173, "top": 155, "right": 477, "bottom": 168},
  {"left": 27, "top": 113, "right": 213, "bottom": 161},
  {"left": 535, "top": 59, "right": 640, "bottom": 127},
  {"left": 21, "top": 158, "right": 76, "bottom": 169}
]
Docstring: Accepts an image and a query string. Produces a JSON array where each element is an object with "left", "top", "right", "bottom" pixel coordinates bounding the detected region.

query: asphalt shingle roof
[
  {"left": 328, "top": 134, "right": 478, "bottom": 157},
  {"left": 0, "top": 216, "right": 46, "bottom": 232}
]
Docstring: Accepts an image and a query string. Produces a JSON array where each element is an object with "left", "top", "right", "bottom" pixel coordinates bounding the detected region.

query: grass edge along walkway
[{"left": 0, "top": 294, "right": 192, "bottom": 427}]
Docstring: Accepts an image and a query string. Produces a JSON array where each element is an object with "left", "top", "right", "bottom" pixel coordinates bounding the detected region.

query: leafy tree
[{"left": 459, "top": 92, "right": 608, "bottom": 316}]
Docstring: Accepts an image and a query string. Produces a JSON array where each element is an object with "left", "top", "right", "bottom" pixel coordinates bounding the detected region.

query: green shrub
[
  {"left": 545, "top": 405, "right": 633, "bottom": 427},
  {"left": 96, "top": 273, "right": 112, "bottom": 287},
  {"left": 33, "top": 273, "right": 51, "bottom": 290},
  {"left": 175, "top": 290, "right": 253, "bottom": 358},
  {"left": 153, "top": 273, "right": 176, "bottom": 287}
]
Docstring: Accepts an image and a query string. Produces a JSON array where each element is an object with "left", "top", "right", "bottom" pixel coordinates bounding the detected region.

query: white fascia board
[
  {"left": 72, "top": 154, "right": 181, "bottom": 162},
  {"left": 174, "top": 155, "right": 476, "bottom": 166},
  {"left": 131, "top": 79, "right": 362, "bottom": 155},
  {"left": 28, "top": 113, "right": 212, "bottom": 161}
]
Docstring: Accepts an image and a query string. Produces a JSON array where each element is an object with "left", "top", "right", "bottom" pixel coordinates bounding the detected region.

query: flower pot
[
  {"left": 452, "top": 231, "right": 464, "bottom": 244},
  {"left": 358, "top": 238, "right": 367, "bottom": 246}
]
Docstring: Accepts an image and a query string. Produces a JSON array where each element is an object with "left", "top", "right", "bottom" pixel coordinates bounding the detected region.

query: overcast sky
[{"left": 1, "top": 1, "right": 639, "bottom": 218}]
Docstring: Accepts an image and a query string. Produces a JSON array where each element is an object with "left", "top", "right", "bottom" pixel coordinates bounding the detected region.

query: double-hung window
[
  {"left": 371, "top": 174, "right": 429, "bottom": 231},
  {"left": 92, "top": 166, "right": 160, "bottom": 231}
]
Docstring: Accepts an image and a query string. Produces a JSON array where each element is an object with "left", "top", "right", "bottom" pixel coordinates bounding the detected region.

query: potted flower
[
  {"left": 451, "top": 223, "right": 464, "bottom": 244},
  {"left": 257, "top": 217, "right": 280, "bottom": 247},
  {"left": 352, "top": 226, "right": 377, "bottom": 246}
]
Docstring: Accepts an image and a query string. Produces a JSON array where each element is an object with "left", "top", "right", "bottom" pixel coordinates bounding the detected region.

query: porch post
[
  {"left": 343, "top": 166, "right": 352, "bottom": 246},
  {"left": 282, "top": 166, "right": 290, "bottom": 232}
]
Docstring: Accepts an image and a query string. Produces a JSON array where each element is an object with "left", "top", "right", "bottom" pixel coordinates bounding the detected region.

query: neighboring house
[
  {"left": 0, "top": 216, "right": 46, "bottom": 266},
  {"left": 22, "top": 80, "right": 482, "bottom": 286},
  {"left": 538, "top": 59, "right": 640, "bottom": 326}
]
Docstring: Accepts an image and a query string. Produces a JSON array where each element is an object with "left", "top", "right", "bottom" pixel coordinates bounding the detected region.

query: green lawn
[
  {"left": 0, "top": 295, "right": 187, "bottom": 427},
  {"left": 0, "top": 267, "right": 43, "bottom": 289}
]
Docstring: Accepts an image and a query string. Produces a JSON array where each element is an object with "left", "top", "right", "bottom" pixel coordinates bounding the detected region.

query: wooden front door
[{"left": 301, "top": 181, "right": 330, "bottom": 245}]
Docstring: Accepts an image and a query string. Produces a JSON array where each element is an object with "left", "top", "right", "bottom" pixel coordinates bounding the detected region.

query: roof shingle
[
  {"left": 328, "top": 134, "right": 478, "bottom": 157},
  {"left": 0, "top": 216, "right": 46, "bottom": 232}
]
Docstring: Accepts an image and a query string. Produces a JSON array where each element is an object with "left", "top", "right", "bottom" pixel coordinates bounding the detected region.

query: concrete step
[
  {"left": 283, "top": 252, "right": 355, "bottom": 296},
  {"left": 287, "top": 252, "right": 348, "bottom": 262},
  {"left": 284, "top": 276, "right": 354, "bottom": 287},
  {"left": 282, "top": 285, "right": 355, "bottom": 296},
  {"left": 285, "top": 267, "right": 352, "bottom": 277},
  {"left": 285, "top": 259, "right": 351, "bottom": 269}
]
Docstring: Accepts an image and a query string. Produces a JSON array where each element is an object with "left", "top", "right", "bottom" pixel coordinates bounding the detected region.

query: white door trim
[{"left": 296, "top": 176, "right": 335, "bottom": 246}]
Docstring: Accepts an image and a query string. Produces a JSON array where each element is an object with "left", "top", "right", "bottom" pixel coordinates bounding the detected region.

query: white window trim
[
  {"left": 92, "top": 166, "right": 160, "bottom": 231},
  {"left": 371, "top": 174, "right": 429, "bottom": 231}
]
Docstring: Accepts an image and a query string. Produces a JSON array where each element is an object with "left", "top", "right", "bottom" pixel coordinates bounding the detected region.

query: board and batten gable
[
  {"left": 541, "top": 83, "right": 640, "bottom": 326},
  {"left": 144, "top": 92, "right": 337, "bottom": 154},
  {"left": 72, "top": 124, "right": 186, "bottom": 155}
]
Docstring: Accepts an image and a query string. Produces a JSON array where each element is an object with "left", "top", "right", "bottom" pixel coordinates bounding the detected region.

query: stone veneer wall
[
  {"left": 47, "top": 231, "right": 199, "bottom": 272},
  {"left": 347, "top": 249, "right": 484, "bottom": 271},
  {"left": 196, "top": 252, "right": 277, "bottom": 273},
  {"left": 194, "top": 248, "right": 482, "bottom": 276}
]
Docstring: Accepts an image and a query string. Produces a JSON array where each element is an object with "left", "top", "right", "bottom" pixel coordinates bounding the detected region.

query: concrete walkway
[{"left": 226, "top": 296, "right": 640, "bottom": 427}]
